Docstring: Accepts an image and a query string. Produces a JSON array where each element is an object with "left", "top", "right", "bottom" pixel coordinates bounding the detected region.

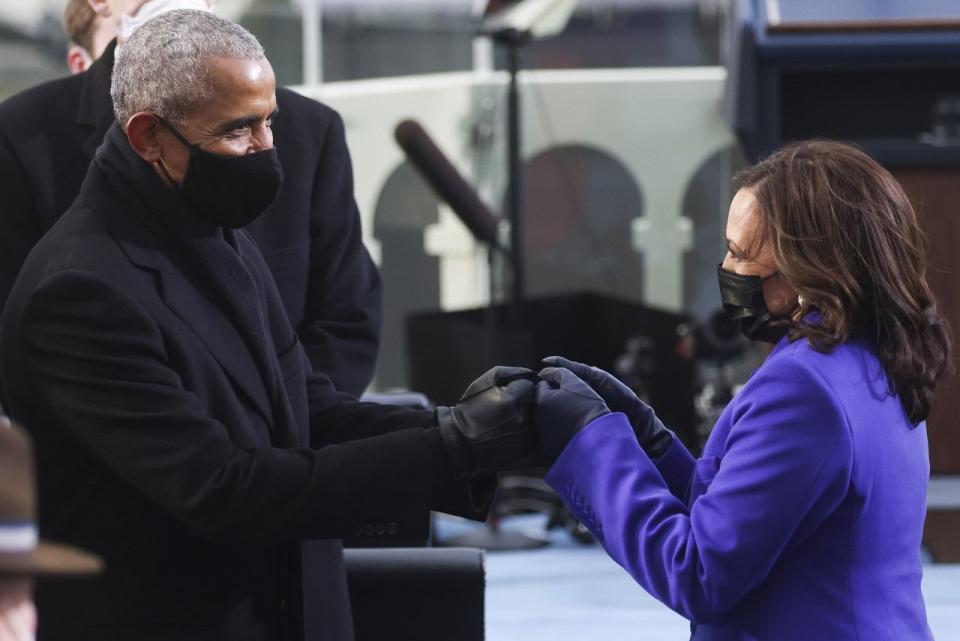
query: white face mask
[{"left": 117, "top": 0, "right": 211, "bottom": 42}]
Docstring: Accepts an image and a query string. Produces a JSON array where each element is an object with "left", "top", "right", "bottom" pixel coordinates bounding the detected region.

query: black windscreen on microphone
[{"left": 394, "top": 119, "right": 502, "bottom": 249}]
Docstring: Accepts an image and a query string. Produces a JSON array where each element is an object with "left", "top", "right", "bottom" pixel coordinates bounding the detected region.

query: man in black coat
[
  {"left": 0, "top": 11, "right": 537, "bottom": 641},
  {"left": 0, "top": 0, "right": 380, "bottom": 397}
]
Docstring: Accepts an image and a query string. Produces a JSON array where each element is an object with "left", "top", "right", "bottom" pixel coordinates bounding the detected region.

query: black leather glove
[
  {"left": 542, "top": 356, "right": 673, "bottom": 458},
  {"left": 436, "top": 366, "right": 538, "bottom": 479},
  {"left": 534, "top": 367, "right": 610, "bottom": 461}
]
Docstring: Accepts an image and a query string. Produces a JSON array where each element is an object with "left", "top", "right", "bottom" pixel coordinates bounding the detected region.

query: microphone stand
[
  {"left": 497, "top": 27, "right": 529, "bottom": 322},
  {"left": 439, "top": 0, "right": 578, "bottom": 551},
  {"left": 441, "top": 29, "right": 554, "bottom": 553}
]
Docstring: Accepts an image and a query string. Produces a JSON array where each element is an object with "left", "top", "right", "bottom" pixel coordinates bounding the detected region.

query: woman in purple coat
[{"left": 534, "top": 141, "right": 951, "bottom": 640}]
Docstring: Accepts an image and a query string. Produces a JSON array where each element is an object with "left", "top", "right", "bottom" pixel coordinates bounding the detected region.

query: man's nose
[
  {"left": 720, "top": 252, "right": 734, "bottom": 272},
  {"left": 249, "top": 125, "right": 274, "bottom": 153}
]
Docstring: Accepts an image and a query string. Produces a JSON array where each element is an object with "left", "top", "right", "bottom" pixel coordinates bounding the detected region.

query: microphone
[{"left": 394, "top": 119, "right": 503, "bottom": 250}]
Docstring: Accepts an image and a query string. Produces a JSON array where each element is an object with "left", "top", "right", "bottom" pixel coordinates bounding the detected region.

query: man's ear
[
  {"left": 66, "top": 45, "right": 92, "bottom": 75},
  {"left": 125, "top": 113, "right": 163, "bottom": 163}
]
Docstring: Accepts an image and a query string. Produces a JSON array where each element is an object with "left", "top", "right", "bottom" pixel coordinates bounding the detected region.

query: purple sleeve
[
  {"left": 545, "top": 358, "right": 852, "bottom": 622},
  {"left": 652, "top": 434, "right": 696, "bottom": 501}
]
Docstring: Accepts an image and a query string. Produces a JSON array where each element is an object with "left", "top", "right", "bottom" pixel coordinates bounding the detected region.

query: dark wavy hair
[{"left": 734, "top": 140, "right": 952, "bottom": 423}]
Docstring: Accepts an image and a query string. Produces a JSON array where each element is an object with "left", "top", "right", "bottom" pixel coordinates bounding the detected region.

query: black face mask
[
  {"left": 716, "top": 264, "right": 790, "bottom": 344},
  {"left": 157, "top": 117, "right": 283, "bottom": 229}
]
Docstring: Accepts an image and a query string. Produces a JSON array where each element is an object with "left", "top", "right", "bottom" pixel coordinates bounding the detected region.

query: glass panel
[
  {"left": 771, "top": 0, "right": 960, "bottom": 27},
  {"left": 0, "top": 1, "right": 71, "bottom": 100},
  {"left": 0, "top": 1, "right": 726, "bottom": 101}
]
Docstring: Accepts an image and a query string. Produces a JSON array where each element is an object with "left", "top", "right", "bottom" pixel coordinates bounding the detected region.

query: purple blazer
[{"left": 546, "top": 336, "right": 933, "bottom": 640}]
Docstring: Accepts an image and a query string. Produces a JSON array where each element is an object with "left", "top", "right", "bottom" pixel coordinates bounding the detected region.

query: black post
[{"left": 505, "top": 37, "right": 525, "bottom": 317}]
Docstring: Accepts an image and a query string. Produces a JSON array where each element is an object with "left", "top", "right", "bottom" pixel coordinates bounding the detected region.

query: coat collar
[
  {"left": 76, "top": 40, "right": 118, "bottom": 158},
  {"left": 82, "top": 125, "right": 284, "bottom": 433}
]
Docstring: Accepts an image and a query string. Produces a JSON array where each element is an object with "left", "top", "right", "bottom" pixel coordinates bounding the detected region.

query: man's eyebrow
[{"left": 215, "top": 108, "right": 280, "bottom": 134}]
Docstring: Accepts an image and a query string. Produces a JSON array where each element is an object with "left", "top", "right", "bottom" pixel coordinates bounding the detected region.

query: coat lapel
[
  {"left": 116, "top": 221, "right": 276, "bottom": 428},
  {"left": 158, "top": 262, "right": 278, "bottom": 428}
]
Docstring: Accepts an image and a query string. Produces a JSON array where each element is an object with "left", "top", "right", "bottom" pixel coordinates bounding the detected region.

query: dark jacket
[
  {"left": 0, "top": 124, "right": 490, "bottom": 641},
  {"left": 0, "top": 41, "right": 381, "bottom": 397}
]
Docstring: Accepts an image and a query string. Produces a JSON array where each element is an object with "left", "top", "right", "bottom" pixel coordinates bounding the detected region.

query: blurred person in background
[
  {"left": 63, "top": 0, "right": 115, "bottom": 74},
  {"left": 0, "top": 420, "right": 101, "bottom": 641},
  {"left": 0, "top": 0, "right": 381, "bottom": 398},
  {"left": 531, "top": 140, "right": 950, "bottom": 641}
]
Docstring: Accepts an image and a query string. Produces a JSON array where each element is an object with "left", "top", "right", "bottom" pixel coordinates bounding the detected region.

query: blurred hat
[{"left": 0, "top": 419, "right": 102, "bottom": 576}]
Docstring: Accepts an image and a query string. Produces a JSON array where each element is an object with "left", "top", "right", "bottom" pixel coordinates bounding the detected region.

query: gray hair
[{"left": 111, "top": 9, "right": 265, "bottom": 127}]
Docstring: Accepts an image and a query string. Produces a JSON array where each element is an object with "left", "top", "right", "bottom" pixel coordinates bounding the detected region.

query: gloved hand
[
  {"left": 534, "top": 367, "right": 611, "bottom": 461},
  {"left": 542, "top": 356, "right": 673, "bottom": 458},
  {"left": 436, "top": 366, "right": 538, "bottom": 479}
]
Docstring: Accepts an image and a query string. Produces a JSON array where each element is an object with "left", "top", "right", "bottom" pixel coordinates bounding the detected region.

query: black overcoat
[
  {"left": 0, "top": 42, "right": 381, "bottom": 396},
  {"left": 0, "top": 124, "right": 490, "bottom": 641}
]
